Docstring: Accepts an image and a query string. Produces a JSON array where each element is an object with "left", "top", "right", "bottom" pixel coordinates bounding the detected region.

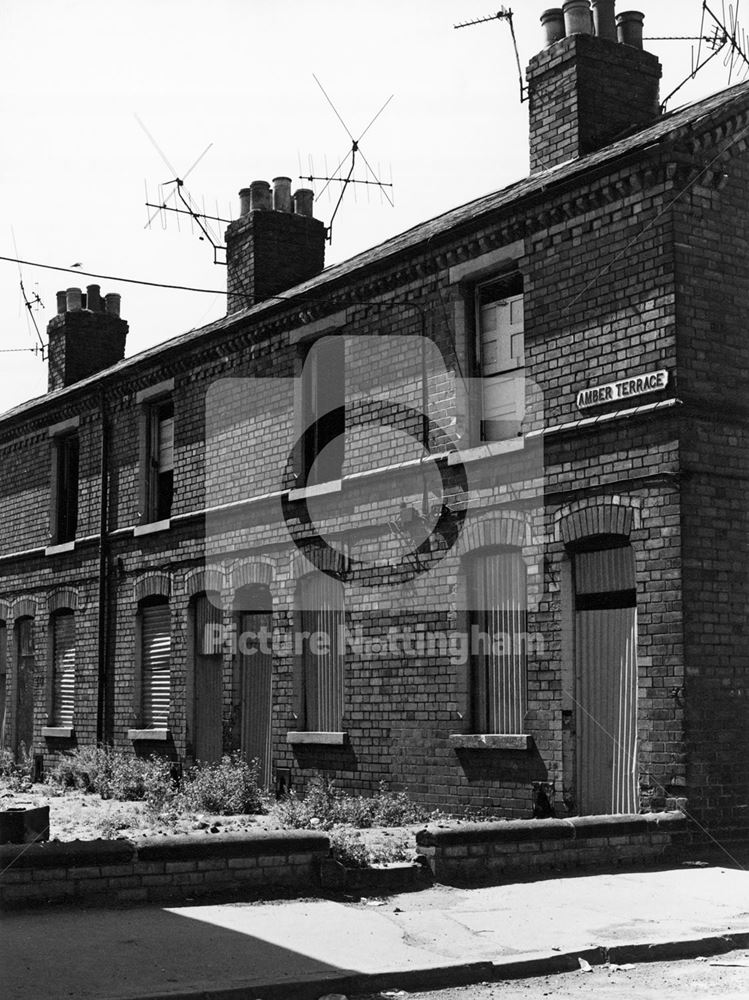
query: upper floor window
[
  {"left": 51, "top": 431, "right": 79, "bottom": 544},
  {"left": 300, "top": 337, "right": 344, "bottom": 487},
  {"left": 476, "top": 273, "right": 525, "bottom": 442},
  {"left": 140, "top": 397, "right": 174, "bottom": 523}
]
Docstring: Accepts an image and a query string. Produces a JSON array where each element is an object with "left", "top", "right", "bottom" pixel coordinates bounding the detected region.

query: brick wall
[{"left": 0, "top": 829, "right": 329, "bottom": 909}]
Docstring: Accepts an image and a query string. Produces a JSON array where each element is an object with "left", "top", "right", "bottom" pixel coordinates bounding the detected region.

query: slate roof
[{"left": 3, "top": 77, "right": 749, "bottom": 426}]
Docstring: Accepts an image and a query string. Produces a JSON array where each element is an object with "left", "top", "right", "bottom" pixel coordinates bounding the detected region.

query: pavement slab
[{"left": 2, "top": 866, "right": 749, "bottom": 1000}]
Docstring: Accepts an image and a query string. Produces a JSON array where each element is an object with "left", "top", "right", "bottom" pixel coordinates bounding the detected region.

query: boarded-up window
[
  {"left": 469, "top": 549, "right": 528, "bottom": 733},
  {"left": 298, "top": 573, "right": 344, "bottom": 732},
  {"left": 51, "top": 611, "right": 76, "bottom": 727},
  {"left": 141, "top": 600, "right": 171, "bottom": 729},
  {"left": 0, "top": 622, "right": 6, "bottom": 746},
  {"left": 192, "top": 593, "right": 223, "bottom": 763},
  {"left": 477, "top": 274, "right": 524, "bottom": 442}
]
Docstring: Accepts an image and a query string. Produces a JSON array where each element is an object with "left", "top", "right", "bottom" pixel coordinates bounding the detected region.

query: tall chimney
[
  {"left": 225, "top": 176, "right": 326, "bottom": 314},
  {"left": 47, "top": 288, "right": 128, "bottom": 392},
  {"left": 527, "top": 1, "right": 662, "bottom": 173}
]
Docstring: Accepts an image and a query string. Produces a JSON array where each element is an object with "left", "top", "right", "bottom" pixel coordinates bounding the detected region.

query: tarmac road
[{"left": 403, "top": 950, "right": 749, "bottom": 1000}]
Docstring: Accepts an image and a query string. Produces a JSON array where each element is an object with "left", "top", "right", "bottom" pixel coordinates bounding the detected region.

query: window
[
  {"left": 476, "top": 273, "right": 524, "bottom": 442},
  {"left": 52, "top": 432, "right": 79, "bottom": 543},
  {"left": 297, "top": 573, "right": 344, "bottom": 731},
  {"left": 50, "top": 611, "right": 76, "bottom": 727},
  {"left": 469, "top": 548, "right": 528, "bottom": 733},
  {"left": 144, "top": 399, "right": 174, "bottom": 522},
  {"left": 300, "top": 337, "right": 344, "bottom": 486},
  {"left": 0, "top": 621, "right": 6, "bottom": 747},
  {"left": 139, "top": 599, "right": 171, "bottom": 729}
]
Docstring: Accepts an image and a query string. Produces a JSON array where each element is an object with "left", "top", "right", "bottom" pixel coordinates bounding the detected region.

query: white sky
[{"left": 0, "top": 0, "right": 740, "bottom": 412}]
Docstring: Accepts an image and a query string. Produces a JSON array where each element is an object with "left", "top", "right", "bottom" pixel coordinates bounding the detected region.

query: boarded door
[
  {"left": 193, "top": 593, "right": 223, "bottom": 763},
  {"left": 574, "top": 545, "right": 638, "bottom": 814},
  {"left": 0, "top": 622, "right": 7, "bottom": 747},
  {"left": 237, "top": 586, "right": 273, "bottom": 788},
  {"left": 141, "top": 602, "right": 171, "bottom": 729},
  {"left": 15, "top": 618, "right": 34, "bottom": 756},
  {"left": 470, "top": 550, "right": 527, "bottom": 733},
  {"left": 52, "top": 611, "right": 76, "bottom": 727}
]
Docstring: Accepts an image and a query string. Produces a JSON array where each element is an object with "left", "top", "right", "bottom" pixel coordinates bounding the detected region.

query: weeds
[
  {"left": 180, "top": 753, "right": 263, "bottom": 816},
  {"left": 272, "top": 776, "right": 427, "bottom": 831}
]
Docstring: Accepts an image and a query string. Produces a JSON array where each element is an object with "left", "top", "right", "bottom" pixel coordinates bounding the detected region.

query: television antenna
[
  {"left": 454, "top": 7, "right": 528, "bottom": 102},
  {"left": 136, "top": 115, "right": 230, "bottom": 265},
  {"left": 656, "top": 1, "right": 749, "bottom": 110},
  {"left": 300, "top": 74, "right": 395, "bottom": 243},
  {"left": 9, "top": 226, "right": 46, "bottom": 359}
]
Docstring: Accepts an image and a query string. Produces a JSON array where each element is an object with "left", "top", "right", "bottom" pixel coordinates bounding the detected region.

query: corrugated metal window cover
[
  {"left": 53, "top": 612, "right": 76, "bottom": 727},
  {"left": 299, "top": 574, "right": 344, "bottom": 732},
  {"left": 471, "top": 550, "right": 528, "bottom": 734},
  {"left": 142, "top": 602, "right": 171, "bottom": 728}
]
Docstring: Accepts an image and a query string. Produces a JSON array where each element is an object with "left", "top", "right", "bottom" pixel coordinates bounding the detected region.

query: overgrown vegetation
[
  {"left": 271, "top": 776, "right": 427, "bottom": 831},
  {"left": 180, "top": 754, "right": 263, "bottom": 815}
]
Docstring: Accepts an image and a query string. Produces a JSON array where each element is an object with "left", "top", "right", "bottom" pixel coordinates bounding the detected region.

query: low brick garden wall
[
  {"left": 0, "top": 829, "right": 328, "bottom": 909},
  {"left": 416, "top": 812, "right": 689, "bottom": 884}
]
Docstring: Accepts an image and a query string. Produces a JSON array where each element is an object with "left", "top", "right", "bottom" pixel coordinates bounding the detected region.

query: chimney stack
[
  {"left": 225, "top": 175, "right": 326, "bottom": 314},
  {"left": 47, "top": 287, "right": 128, "bottom": 393},
  {"left": 527, "top": 1, "right": 662, "bottom": 172}
]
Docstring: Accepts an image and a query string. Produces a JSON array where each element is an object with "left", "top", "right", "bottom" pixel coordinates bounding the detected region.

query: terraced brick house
[{"left": 0, "top": 1, "right": 747, "bottom": 840}]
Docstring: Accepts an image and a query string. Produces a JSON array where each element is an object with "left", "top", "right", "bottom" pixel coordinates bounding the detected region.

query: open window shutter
[
  {"left": 52, "top": 612, "right": 76, "bottom": 727},
  {"left": 158, "top": 416, "right": 174, "bottom": 473},
  {"left": 142, "top": 602, "right": 171, "bottom": 728},
  {"left": 480, "top": 293, "right": 525, "bottom": 440}
]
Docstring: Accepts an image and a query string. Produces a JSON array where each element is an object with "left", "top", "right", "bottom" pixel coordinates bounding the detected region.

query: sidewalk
[{"left": 3, "top": 865, "right": 749, "bottom": 1000}]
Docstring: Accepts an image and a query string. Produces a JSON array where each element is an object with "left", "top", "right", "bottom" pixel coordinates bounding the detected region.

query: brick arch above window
[
  {"left": 555, "top": 497, "right": 641, "bottom": 546},
  {"left": 290, "top": 547, "right": 346, "bottom": 582},
  {"left": 47, "top": 588, "right": 80, "bottom": 614},
  {"left": 133, "top": 572, "right": 172, "bottom": 604},
  {"left": 456, "top": 512, "right": 531, "bottom": 558},
  {"left": 231, "top": 559, "right": 274, "bottom": 591},
  {"left": 11, "top": 597, "right": 39, "bottom": 620},
  {"left": 184, "top": 566, "right": 226, "bottom": 599}
]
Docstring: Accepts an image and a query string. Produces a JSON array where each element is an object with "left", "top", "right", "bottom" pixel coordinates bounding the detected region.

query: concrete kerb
[{"left": 104, "top": 933, "right": 749, "bottom": 1000}]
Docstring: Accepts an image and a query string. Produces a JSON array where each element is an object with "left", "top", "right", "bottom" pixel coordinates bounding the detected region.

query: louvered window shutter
[
  {"left": 52, "top": 612, "right": 76, "bottom": 727},
  {"left": 142, "top": 602, "right": 171, "bottom": 728}
]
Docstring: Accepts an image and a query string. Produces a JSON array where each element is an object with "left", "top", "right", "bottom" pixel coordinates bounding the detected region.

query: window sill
[
  {"left": 286, "top": 731, "right": 349, "bottom": 746},
  {"left": 45, "top": 541, "right": 76, "bottom": 556},
  {"left": 288, "top": 480, "right": 342, "bottom": 502},
  {"left": 447, "top": 437, "right": 524, "bottom": 466},
  {"left": 42, "top": 726, "right": 74, "bottom": 739},
  {"left": 134, "top": 519, "right": 171, "bottom": 538},
  {"left": 449, "top": 734, "right": 534, "bottom": 751},
  {"left": 127, "top": 728, "right": 171, "bottom": 742}
]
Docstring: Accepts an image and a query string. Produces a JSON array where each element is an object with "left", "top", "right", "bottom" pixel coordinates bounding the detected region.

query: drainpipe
[{"left": 96, "top": 386, "right": 110, "bottom": 744}]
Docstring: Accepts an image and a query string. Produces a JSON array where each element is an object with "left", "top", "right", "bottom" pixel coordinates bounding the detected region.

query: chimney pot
[
  {"left": 104, "top": 292, "right": 121, "bottom": 317},
  {"left": 617, "top": 10, "right": 644, "bottom": 48},
  {"left": 56, "top": 291, "right": 67, "bottom": 315},
  {"left": 272, "top": 176, "right": 293, "bottom": 213},
  {"left": 591, "top": 0, "right": 617, "bottom": 41},
  {"left": 239, "top": 187, "right": 252, "bottom": 216},
  {"left": 562, "top": 0, "right": 593, "bottom": 35},
  {"left": 541, "top": 8, "right": 566, "bottom": 47},
  {"left": 249, "top": 180, "right": 272, "bottom": 212},
  {"left": 87, "top": 284, "right": 102, "bottom": 312},
  {"left": 293, "top": 188, "right": 315, "bottom": 218},
  {"left": 66, "top": 288, "right": 82, "bottom": 312}
]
